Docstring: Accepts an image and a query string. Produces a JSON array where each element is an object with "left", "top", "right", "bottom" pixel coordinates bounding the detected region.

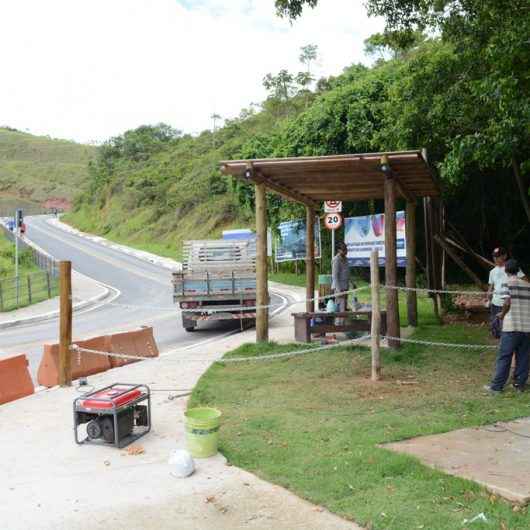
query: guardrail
[{"left": 0, "top": 270, "right": 58, "bottom": 311}]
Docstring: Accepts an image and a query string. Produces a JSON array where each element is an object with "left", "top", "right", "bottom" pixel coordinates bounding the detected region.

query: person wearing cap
[
  {"left": 487, "top": 247, "right": 527, "bottom": 337},
  {"left": 485, "top": 259, "right": 530, "bottom": 394}
]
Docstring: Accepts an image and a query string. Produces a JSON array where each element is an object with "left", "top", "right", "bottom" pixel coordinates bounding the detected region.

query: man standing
[
  {"left": 485, "top": 259, "right": 530, "bottom": 394},
  {"left": 487, "top": 247, "right": 527, "bottom": 337},
  {"left": 332, "top": 242, "right": 351, "bottom": 315}
]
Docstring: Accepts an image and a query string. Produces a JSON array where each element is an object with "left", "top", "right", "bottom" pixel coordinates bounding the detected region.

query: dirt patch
[{"left": 43, "top": 197, "right": 71, "bottom": 211}]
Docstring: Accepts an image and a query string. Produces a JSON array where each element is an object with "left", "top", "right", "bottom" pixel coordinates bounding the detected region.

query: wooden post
[
  {"left": 59, "top": 261, "right": 72, "bottom": 386},
  {"left": 305, "top": 207, "right": 315, "bottom": 313},
  {"left": 384, "top": 175, "right": 400, "bottom": 348},
  {"left": 405, "top": 200, "right": 417, "bottom": 326},
  {"left": 370, "top": 250, "right": 381, "bottom": 381},
  {"left": 255, "top": 183, "right": 269, "bottom": 342},
  {"left": 46, "top": 271, "right": 51, "bottom": 298}
]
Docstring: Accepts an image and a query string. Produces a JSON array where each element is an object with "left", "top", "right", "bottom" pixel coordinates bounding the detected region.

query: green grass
[
  {"left": 190, "top": 300, "right": 530, "bottom": 529},
  {"left": 0, "top": 234, "right": 58, "bottom": 311}
]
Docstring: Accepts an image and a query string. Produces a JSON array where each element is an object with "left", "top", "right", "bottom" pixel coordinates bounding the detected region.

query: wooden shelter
[{"left": 221, "top": 150, "right": 440, "bottom": 347}]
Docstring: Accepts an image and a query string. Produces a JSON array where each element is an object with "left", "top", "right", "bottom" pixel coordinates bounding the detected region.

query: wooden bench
[{"left": 292, "top": 310, "right": 387, "bottom": 343}]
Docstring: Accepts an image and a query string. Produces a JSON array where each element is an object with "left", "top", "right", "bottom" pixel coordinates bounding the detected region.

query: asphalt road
[{"left": 0, "top": 216, "right": 285, "bottom": 378}]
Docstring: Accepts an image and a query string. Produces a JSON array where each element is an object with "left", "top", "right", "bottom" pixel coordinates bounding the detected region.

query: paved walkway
[
  {"left": 0, "top": 270, "right": 110, "bottom": 329},
  {"left": 0, "top": 281, "right": 363, "bottom": 530}
]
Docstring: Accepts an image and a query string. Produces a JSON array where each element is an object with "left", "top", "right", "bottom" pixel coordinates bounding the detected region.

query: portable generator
[{"left": 73, "top": 383, "right": 151, "bottom": 448}]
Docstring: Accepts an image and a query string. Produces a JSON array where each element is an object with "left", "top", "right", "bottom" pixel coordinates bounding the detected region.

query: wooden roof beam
[{"left": 254, "top": 170, "right": 319, "bottom": 208}]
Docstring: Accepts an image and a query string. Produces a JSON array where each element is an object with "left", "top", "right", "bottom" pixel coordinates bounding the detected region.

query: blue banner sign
[{"left": 275, "top": 218, "right": 321, "bottom": 263}]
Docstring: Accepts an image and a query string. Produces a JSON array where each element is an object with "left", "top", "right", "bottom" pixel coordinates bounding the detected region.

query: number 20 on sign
[{"left": 324, "top": 213, "right": 342, "bottom": 230}]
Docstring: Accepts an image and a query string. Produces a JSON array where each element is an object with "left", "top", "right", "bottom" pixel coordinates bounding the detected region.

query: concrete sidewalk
[
  {"left": 0, "top": 282, "right": 362, "bottom": 530},
  {"left": 0, "top": 270, "right": 112, "bottom": 329}
]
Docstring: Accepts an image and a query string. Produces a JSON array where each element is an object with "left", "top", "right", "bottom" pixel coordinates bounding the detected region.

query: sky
[{"left": 0, "top": 0, "right": 383, "bottom": 144}]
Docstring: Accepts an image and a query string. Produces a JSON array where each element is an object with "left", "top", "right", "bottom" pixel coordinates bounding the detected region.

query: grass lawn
[
  {"left": 0, "top": 234, "right": 58, "bottom": 311},
  {"left": 190, "top": 292, "right": 530, "bottom": 529}
]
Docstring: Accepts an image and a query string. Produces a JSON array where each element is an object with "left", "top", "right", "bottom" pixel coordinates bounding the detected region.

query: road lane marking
[{"left": 28, "top": 219, "right": 169, "bottom": 286}]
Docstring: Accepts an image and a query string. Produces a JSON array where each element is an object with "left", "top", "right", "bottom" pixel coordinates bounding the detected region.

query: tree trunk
[{"left": 513, "top": 157, "right": 530, "bottom": 223}]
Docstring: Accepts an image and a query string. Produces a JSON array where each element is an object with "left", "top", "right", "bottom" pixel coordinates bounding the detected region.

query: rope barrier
[
  {"left": 383, "top": 285, "right": 487, "bottom": 296},
  {"left": 381, "top": 335, "right": 497, "bottom": 350},
  {"left": 71, "top": 334, "right": 371, "bottom": 364}
]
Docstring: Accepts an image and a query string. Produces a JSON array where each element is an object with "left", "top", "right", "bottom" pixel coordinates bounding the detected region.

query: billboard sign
[
  {"left": 344, "top": 211, "right": 406, "bottom": 267},
  {"left": 275, "top": 218, "right": 321, "bottom": 262}
]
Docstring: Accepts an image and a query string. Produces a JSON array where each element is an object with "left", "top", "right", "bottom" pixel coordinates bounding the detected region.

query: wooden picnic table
[{"left": 292, "top": 309, "right": 387, "bottom": 343}]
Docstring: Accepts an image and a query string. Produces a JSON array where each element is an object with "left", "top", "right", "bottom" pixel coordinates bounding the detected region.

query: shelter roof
[{"left": 220, "top": 150, "right": 440, "bottom": 207}]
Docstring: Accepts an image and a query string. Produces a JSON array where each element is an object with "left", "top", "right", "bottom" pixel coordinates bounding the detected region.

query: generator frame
[{"left": 73, "top": 383, "right": 151, "bottom": 449}]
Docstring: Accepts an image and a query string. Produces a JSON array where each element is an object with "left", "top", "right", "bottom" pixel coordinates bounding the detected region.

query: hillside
[{"left": 0, "top": 128, "right": 95, "bottom": 213}]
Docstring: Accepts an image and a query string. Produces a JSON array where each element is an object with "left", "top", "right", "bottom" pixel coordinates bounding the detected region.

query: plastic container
[
  {"left": 184, "top": 407, "right": 222, "bottom": 458},
  {"left": 318, "top": 274, "right": 332, "bottom": 285}
]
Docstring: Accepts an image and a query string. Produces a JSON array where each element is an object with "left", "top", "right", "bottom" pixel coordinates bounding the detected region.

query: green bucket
[{"left": 185, "top": 407, "right": 222, "bottom": 458}]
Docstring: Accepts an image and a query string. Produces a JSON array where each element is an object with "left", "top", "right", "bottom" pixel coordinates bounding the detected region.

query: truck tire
[{"left": 182, "top": 314, "right": 196, "bottom": 332}]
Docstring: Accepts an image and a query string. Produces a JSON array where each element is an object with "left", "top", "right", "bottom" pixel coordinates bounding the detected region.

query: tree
[
  {"left": 299, "top": 44, "right": 318, "bottom": 76},
  {"left": 274, "top": 0, "right": 530, "bottom": 222},
  {"left": 364, "top": 30, "right": 425, "bottom": 60},
  {"left": 263, "top": 69, "right": 296, "bottom": 101},
  {"left": 275, "top": 0, "right": 317, "bottom": 19}
]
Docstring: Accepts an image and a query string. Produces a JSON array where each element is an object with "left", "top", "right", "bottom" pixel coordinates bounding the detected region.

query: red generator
[{"left": 73, "top": 383, "right": 151, "bottom": 448}]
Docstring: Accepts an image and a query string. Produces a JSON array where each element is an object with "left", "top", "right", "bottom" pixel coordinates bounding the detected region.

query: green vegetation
[
  {"left": 0, "top": 234, "right": 58, "bottom": 311},
  {"left": 0, "top": 127, "right": 95, "bottom": 212},
  {"left": 190, "top": 299, "right": 530, "bottom": 529}
]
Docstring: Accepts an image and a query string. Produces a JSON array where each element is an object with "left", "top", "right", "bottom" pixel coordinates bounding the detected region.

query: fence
[
  {"left": 0, "top": 223, "right": 59, "bottom": 278},
  {"left": 0, "top": 270, "right": 58, "bottom": 311}
]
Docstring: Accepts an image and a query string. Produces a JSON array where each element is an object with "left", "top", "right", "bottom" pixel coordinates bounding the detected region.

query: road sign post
[{"left": 324, "top": 213, "right": 343, "bottom": 268}]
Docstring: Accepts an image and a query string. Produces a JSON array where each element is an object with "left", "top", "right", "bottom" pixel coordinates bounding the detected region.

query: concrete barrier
[
  {"left": 37, "top": 335, "right": 111, "bottom": 388},
  {"left": 107, "top": 326, "right": 159, "bottom": 368},
  {"left": 0, "top": 354, "right": 35, "bottom": 405}
]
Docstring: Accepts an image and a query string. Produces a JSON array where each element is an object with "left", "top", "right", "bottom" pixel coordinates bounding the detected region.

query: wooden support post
[
  {"left": 370, "top": 250, "right": 381, "bottom": 381},
  {"left": 384, "top": 175, "right": 400, "bottom": 348},
  {"left": 405, "top": 200, "right": 417, "bottom": 327},
  {"left": 59, "top": 261, "right": 72, "bottom": 387},
  {"left": 255, "top": 183, "right": 269, "bottom": 342},
  {"left": 305, "top": 207, "right": 315, "bottom": 313}
]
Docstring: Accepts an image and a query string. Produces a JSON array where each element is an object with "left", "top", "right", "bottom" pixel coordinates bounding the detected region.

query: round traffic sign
[
  {"left": 324, "top": 213, "right": 342, "bottom": 230},
  {"left": 324, "top": 200, "right": 342, "bottom": 213}
]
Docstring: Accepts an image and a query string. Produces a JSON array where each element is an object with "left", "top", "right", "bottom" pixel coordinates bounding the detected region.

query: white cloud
[{"left": 0, "top": 0, "right": 383, "bottom": 143}]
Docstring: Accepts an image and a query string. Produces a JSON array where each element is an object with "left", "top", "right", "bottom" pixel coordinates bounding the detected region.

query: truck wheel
[{"left": 182, "top": 315, "right": 196, "bottom": 332}]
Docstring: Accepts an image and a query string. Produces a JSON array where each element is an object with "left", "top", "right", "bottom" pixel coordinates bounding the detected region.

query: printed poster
[{"left": 344, "top": 211, "right": 406, "bottom": 267}]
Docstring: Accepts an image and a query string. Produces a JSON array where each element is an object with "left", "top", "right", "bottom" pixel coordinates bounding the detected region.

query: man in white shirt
[{"left": 487, "top": 247, "right": 527, "bottom": 337}]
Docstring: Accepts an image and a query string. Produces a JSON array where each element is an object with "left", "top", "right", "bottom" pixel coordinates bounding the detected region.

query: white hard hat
[{"left": 169, "top": 449, "right": 195, "bottom": 478}]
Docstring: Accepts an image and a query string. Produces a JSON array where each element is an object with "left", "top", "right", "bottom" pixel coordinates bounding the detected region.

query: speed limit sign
[{"left": 324, "top": 213, "right": 342, "bottom": 230}]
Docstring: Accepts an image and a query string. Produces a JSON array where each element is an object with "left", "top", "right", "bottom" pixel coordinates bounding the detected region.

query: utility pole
[{"left": 14, "top": 209, "right": 22, "bottom": 306}]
